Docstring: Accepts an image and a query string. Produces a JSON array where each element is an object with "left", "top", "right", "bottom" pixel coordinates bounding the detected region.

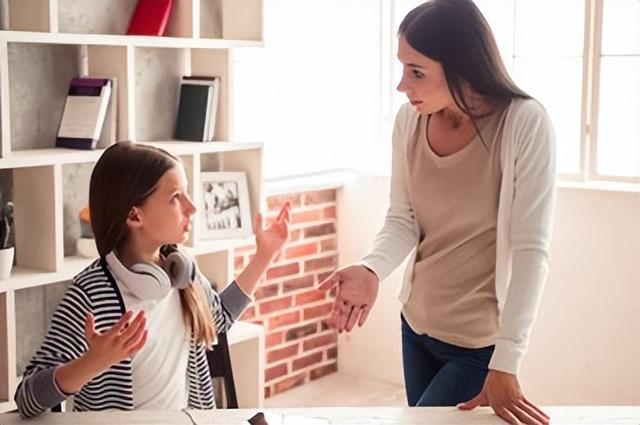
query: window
[
  {"left": 234, "top": 1, "right": 639, "bottom": 183},
  {"left": 232, "top": 0, "right": 381, "bottom": 179}
]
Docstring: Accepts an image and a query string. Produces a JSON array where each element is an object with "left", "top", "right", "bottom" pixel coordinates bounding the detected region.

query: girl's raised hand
[
  {"left": 84, "top": 310, "right": 148, "bottom": 370},
  {"left": 255, "top": 202, "right": 291, "bottom": 260}
]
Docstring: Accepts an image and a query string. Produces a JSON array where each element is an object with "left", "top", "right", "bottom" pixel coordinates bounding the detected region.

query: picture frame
[{"left": 199, "top": 171, "right": 252, "bottom": 239}]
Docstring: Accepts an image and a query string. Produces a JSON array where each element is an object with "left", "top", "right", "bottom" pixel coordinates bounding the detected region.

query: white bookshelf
[{"left": 0, "top": 0, "right": 265, "bottom": 412}]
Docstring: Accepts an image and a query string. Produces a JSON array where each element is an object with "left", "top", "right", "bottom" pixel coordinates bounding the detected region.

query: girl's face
[
  {"left": 396, "top": 36, "right": 454, "bottom": 115},
  {"left": 133, "top": 164, "right": 196, "bottom": 247}
]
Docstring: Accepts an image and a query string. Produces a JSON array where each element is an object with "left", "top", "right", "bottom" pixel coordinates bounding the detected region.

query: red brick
[
  {"left": 310, "top": 362, "right": 338, "bottom": 380},
  {"left": 322, "top": 206, "right": 337, "bottom": 219},
  {"left": 304, "top": 256, "right": 336, "bottom": 272},
  {"left": 303, "top": 223, "right": 336, "bottom": 238},
  {"left": 239, "top": 306, "right": 256, "bottom": 320},
  {"left": 281, "top": 275, "right": 315, "bottom": 293},
  {"left": 303, "top": 333, "right": 337, "bottom": 351},
  {"left": 291, "top": 209, "right": 322, "bottom": 224},
  {"left": 303, "top": 302, "right": 334, "bottom": 321},
  {"left": 266, "top": 331, "right": 284, "bottom": 348},
  {"left": 258, "top": 296, "right": 293, "bottom": 315},
  {"left": 320, "top": 238, "right": 337, "bottom": 252},
  {"left": 294, "top": 289, "right": 326, "bottom": 306},
  {"left": 265, "top": 387, "right": 271, "bottom": 399},
  {"left": 267, "top": 194, "right": 302, "bottom": 210},
  {"left": 272, "top": 373, "right": 306, "bottom": 395},
  {"left": 289, "top": 229, "right": 302, "bottom": 242},
  {"left": 285, "top": 323, "right": 318, "bottom": 341},
  {"left": 266, "top": 263, "right": 300, "bottom": 280},
  {"left": 268, "top": 311, "right": 300, "bottom": 330},
  {"left": 267, "top": 343, "right": 299, "bottom": 363},
  {"left": 292, "top": 352, "right": 323, "bottom": 371},
  {"left": 327, "top": 346, "right": 337, "bottom": 359},
  {"left": 285, "top": 242, "right": 318, "bottom": 259},
  {"left": 255, "top": 283, "right": 280, "bottom": 300},
  {"left": 265, "top": 363, "right": 288, "bottom": 382},
  {"left": 303, "top": 190, "right": 336, "bottom": 205},
  {"left": 320, "top": 320, "right": 332, "bottom": 332}
]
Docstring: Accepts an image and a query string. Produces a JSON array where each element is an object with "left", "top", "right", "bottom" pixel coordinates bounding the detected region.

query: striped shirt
[{"left": 14, "top": 258, "right": 251, "bottom": 419}]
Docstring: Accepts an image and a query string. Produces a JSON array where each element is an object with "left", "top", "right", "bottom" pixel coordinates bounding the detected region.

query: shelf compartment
[
  {"left": 14, "top": 280, "right": 71, "bottom": 378},
  {"left": 0, "top": 31, "right": 263, "bottom": 49},
  {"left": 62, "top": 162, "right": 93, "bottom": 259},
  {"left": 13, "top": 165, "right": 63, "bottom": 274},
  {"left": 0, "top": 291, "right": 17, "bottom": 408},
  {"left": 0, "top": 256, "right": 93, "bottom": 294}
]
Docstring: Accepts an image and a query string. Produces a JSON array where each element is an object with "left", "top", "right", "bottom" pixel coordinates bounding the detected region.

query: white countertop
[{"left": 1, "top": 406, "right": 638, "bottom": 425}]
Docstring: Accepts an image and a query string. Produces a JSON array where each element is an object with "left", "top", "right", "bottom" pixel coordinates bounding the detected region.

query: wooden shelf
[
  {"left": 0, "top": 400, "right": 16, "bottom": 415},
  {"left": 0, "top": 142, "right": 264, "bottom": 169},
  {"left": 0, "top": 31, "right": 263, "bottom": 49},
  {"left": 0, "top": 257, "right": 94, "bottom": 293}
]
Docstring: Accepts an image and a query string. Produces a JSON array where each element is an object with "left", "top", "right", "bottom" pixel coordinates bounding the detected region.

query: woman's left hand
[
  {"left": 458, "top": 370, "right": 550, "bottom": 425},
  {"left": 255, "top": 202, "right": 290, "bottom": 260}
]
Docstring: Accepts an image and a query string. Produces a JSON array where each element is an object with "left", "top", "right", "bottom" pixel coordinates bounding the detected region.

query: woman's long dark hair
[
  {"left": 399, "top": 0, "right": 530, "bottom": 120},
  {"left": 90, "top": 141, "right": 216, "bottom": 348}
]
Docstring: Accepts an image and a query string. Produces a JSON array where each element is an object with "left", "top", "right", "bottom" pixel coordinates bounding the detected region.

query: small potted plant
[{"left": 0, "top": 201, "right": 15, "bottom": 280}]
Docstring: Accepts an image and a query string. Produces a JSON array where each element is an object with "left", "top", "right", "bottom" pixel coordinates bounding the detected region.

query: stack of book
[
  {"left": 175, "top": 76, "right": 221, "bottom": 142},
  {"left": 56, "top": 77, "right": 115, "bottom": 150}
]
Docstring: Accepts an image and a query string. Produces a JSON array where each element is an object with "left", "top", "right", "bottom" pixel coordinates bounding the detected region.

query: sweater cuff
[
  {"left": 220, "top": 280, "right": 252, "bottom": 320},
  {"left": 488, "top": 339, "right": 525, "bottom": 375},
  {"left": 34, "top": 368, "right": 68, "bottom": 408},
  {"left": 355, "top": 260, "right": 382, "bottom": 282}
]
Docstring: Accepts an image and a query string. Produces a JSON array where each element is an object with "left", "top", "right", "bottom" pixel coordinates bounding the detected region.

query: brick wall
[{"left": 234, "top": 189, "right": 339, "bottom": 399}]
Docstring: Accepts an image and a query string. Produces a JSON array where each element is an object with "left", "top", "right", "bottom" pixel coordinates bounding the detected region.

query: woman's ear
[{"left": 126, "top": 206, "right": 143, "bottom": 228}]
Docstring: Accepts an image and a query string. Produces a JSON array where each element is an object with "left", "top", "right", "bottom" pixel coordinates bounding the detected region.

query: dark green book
[{"left": 175, "top": 83, "right": 212, "bottom": 142}]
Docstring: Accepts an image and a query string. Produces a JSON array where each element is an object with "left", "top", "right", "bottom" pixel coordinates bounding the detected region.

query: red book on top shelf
[{"left": 127, "top": 0, "right": 174, "bottom": 36}]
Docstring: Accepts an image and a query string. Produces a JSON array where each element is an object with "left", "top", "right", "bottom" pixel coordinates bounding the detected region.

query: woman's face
[{"left": 396, "top": 36, "right": 454, "bottom": 115}]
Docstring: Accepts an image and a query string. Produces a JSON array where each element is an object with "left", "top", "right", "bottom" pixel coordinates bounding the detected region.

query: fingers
[
  {"left": 318, "top": 272, "right": 339, "bottom": 291},
  {"left": 126, "top": 329, "right": 148, "bottom": 356},
  {"left": 122, "top": 311, "right": 146, "bottom": 346},
  {"left": 358, "top": 304, "right": 371, "bottom": 327},
  {"left": 522, "top": 398, "right": 550, "bottom": 421},
  {"left": 105, "top": 310, "right": 133, "bottom": 337},
  {"left": 344, "top": 303, "right": 360, "bottom": 332},
  {"left": 509, "top": 403, "right": 539, "bottom": 425},
  {"left": 255, "top": 212, "right": 263, "bottom": 233},
  {"left": 494, "top": 407, "right": 521, "bottom": 425},
  {"left": 84, "top": 313, "right": 97, "bottom": 340},
  {"left": 515, "top": 400, "right": 549, "bottom": 425},
  {"left": 457, "top": 392, "right": 485, "bottom": 410},
  {"left": 277, "top": 202, "right": 291, "bottom": 223}
]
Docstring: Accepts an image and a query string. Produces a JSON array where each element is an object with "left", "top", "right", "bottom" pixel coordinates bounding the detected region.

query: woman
[{"left": 320, "top": 1, "right": 555, "bottom": 424}]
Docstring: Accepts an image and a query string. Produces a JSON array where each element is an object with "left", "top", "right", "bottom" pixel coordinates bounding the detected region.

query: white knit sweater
[{"left": 361, "top": 98, "right": 557, "bottom": 374}]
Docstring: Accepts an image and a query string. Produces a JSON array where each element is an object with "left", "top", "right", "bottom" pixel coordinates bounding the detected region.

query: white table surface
[{"left": 0, "top": 406, "right": 638, "bottom": 425}]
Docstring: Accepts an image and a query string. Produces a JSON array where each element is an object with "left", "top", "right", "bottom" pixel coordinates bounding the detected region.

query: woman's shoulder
[{"left": 505, "top": 97, "right": 551, "bottom": 126}]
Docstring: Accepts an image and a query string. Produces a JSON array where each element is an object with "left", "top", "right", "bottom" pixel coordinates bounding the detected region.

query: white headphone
[{"left": 105, "top": 245, "right": 195, "bottom": 300}]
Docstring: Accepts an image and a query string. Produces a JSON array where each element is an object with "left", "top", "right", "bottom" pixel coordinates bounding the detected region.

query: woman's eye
[{"left": 413, "top": 70, "right": 424, "bottom": 78}]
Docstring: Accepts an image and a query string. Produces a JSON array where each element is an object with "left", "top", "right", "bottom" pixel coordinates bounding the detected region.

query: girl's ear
[{"left": 126, "top": 206, "right": 143, "bottom": 228}]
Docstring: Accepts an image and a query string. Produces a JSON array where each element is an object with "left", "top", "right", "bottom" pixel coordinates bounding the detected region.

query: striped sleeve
[
  {"left": 14, "top": 282, "right": 91, "bottom": 419},
  {"left": 196, "top": 272, "right": 251, "bottom": 333}
]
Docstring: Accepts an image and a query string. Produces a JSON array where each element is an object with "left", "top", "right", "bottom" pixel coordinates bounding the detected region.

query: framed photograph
[{"left": 200, "top": 171, "right": 253, "bottom": 239}]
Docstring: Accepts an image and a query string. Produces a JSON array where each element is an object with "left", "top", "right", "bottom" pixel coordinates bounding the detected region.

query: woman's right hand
[
  {"left": 84, "top": 310, "right": 148, "bottom": 370},
  {"left": 318, "top": 265, "right": 379, "bottom": 332}
]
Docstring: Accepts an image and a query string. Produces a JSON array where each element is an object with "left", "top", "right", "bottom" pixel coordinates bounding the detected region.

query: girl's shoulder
[
  {"left": 504, "top": 97, "right": 551, "bottom": 128},
  {"left": 70, "top": 258, "right": 117, "bottom": 297}
]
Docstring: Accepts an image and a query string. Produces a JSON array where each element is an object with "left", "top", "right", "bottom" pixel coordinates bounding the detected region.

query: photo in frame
[{"left": 200, "top": 171, "right": 252, "bottom": 239}]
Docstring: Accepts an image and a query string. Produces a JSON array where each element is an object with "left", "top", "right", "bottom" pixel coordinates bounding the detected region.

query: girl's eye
[{"left": 412, "top": 70, "right": 424, "bottom": 79}]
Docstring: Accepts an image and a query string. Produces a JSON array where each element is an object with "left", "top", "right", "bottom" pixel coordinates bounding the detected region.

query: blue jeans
[{"left": 401, "top": 314, "right": 494, "bottom": 406}]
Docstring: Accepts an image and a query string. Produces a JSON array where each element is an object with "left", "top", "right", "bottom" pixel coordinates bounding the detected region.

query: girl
[
  {"left": 320, "top": 1, "right": 555, "bottom": 424},
  {"left": 15, "top": 141, "right": 290, "bottom": 418}
]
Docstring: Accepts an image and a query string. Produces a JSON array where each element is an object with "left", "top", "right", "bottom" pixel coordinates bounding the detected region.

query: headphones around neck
[{"left": 106, "top": 245, "right": 196, "bottom": 300}]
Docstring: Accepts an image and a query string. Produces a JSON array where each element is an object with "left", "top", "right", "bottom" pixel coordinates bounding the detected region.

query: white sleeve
[
  {"left": 360, "top": 105, "right": 420, "bottom": 281},
  {"left": 489, "top": 101, "right": 557, "bottom": 375}
]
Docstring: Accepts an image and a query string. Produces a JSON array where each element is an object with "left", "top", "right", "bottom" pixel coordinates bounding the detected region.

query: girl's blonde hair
[{"left": 89, "top": 141, "right": 216, "bottom": 348}]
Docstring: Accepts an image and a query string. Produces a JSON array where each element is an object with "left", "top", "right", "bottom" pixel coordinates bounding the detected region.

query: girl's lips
[{"left": 410, "top": 100, "right": 422, "bottom": 106}]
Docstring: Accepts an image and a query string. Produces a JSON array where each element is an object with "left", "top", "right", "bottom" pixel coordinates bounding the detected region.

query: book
[
  {"left": 56, "top": 77, "right": 112, "bottom": 150},
  {"left": 127, "top": 0, "right": 174, "bottom": 36},
  {"left": 181, "top": 76, "right": 221, "bottom": 141}
]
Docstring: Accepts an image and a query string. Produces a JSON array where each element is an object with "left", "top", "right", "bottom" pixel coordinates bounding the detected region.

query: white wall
[{"left": 336, "top": 174, "right": 640, "bottom": 405}]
